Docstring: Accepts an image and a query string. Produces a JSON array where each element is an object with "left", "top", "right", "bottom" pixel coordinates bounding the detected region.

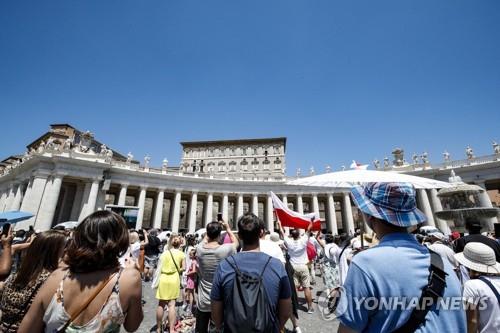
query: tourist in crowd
[
  {"left": 427, "top": 230, "right": 459, "bottom": 269},
  {"left": 455, "top": 242, "right": 500, "bottom": 333},
  {"left": 276, "top": 222, "right": 303, "bottom": 333},
  {"left": 337, "top": 182, "right": 466, "bottom": 332},
  {"left": 153, "top": 234, "right": 185, "bottom": 333},
  {"left": 184, "top": 248, "right": 197, "bottom": 315},
  {"left": 0, "top": 230, "right": 66, "bottom": 332},
  {"left": 454, "top": 218, "right": 500, "bottom": 262},
  {"left": 211, "top": 213, "right": 292, "bottom": 333},
  {"left": 195, "top": 221, "right": 238, "bottom": 333},
  {"left": 0, "top": 228, "right": 14, "bottom": 281},
  {"left": 315, "top": 232, "right": 340, "bottom": 297},
  {"left": 259, "top": 226, "right": 285, "bottom": 264},
  {"left": 283, "top": 222, "right": 315, "bottom": 314},
  {"left": 19, "top": 210, "right": 143, "bottom": 333},
  {"left": 144, "top": 228, "right": 161, "bottom": 282}
]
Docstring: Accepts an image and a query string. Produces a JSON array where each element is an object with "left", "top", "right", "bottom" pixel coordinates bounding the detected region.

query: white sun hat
[{"left": 455, "top": 242, "right": 500, "bottom": 274}]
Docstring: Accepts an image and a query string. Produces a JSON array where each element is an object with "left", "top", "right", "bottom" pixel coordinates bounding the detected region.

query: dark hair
[
  {"left": 14, "top": 230, "right": 67, "bottom": 287},
  {"left": 206, "top": 221, "right": 222, "bottom": 240},
  {"left": 65, "top": 210, "right": 129, "bottom": 273},
  {"left": 465, "top": 218, "right": 481, "bottom": 234},
  {"left": 324, "top": 233, "right": 335, "bottom": 244},
  {"left": 237, "top": 213, "right": 262, "bottom": 246},
  {"left": 290, "top": 228, "right": 300, "bottom": 240}
]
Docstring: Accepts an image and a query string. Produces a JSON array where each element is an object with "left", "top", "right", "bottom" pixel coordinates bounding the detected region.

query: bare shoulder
[{"left": 119, "top": 267, "right": 141, "bottom": 291}]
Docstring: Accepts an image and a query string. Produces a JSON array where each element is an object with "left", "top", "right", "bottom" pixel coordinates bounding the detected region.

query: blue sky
[{"left": 1, "top": 0, "right": 499, "bottom": 174}]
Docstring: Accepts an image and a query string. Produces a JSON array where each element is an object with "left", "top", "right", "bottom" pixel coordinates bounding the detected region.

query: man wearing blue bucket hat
[{"left": 336, "top": 182, "right": 466, "bottom": 333}]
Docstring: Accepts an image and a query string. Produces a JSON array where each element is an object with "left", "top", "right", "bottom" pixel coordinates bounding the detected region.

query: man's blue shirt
[{"left": 337, "top": 232, "right": 466, "bottom": 333}]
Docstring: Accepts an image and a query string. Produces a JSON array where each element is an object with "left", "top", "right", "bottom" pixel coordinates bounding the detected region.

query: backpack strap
[
  {"left": 392, "top": 249, "right": 447, "bottom": 333},
  {"left": 338, "top": 243, "right": 349, "bottom": 261},
  {"left": 259, "top": 256, "right": 273, "bottom": 278},
  {"left": 478, "top": 276, "right": 500, "bottom": 304},
  {"left": 225, "top": 254, "right": 272, "bottom": 278}
]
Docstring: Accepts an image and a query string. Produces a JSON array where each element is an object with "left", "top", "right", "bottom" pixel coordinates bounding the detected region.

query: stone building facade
[{"left": 0, "top": 124, "right": 497, "bottom": 234}]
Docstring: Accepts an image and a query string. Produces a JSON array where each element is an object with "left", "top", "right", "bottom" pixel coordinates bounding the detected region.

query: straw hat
[{"left": 455, "top": 242, "right": 500, "bottom": 274}]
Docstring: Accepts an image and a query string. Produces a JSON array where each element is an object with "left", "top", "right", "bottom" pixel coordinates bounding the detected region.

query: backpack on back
[{"left": 224, "top": 255, "right": 275, "bottom": 333}]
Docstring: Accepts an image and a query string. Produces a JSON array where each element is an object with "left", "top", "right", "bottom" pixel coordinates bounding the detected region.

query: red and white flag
[{"left": 270, "top": 192, "right": 322, "bottom": 231}]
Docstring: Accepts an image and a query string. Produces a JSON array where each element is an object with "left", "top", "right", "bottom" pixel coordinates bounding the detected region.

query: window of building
[
  {"left": 229, "top": 161, "right": 237, "bottom": 171},
  {"left": 252, "top": 158, "right": 259, "bottom": 170},
  {"left": 218, "top": 161, "right": 226, "bottom": 172}
]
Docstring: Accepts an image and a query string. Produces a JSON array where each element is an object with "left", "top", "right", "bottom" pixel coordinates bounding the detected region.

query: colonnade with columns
[{"left": 1, "top": 157, "right": 495, "bottom": 234}]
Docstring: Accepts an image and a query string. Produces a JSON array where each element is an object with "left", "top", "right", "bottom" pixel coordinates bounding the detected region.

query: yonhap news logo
[{"left": 318, "top": 287, "right": 488, "bottom": 321}]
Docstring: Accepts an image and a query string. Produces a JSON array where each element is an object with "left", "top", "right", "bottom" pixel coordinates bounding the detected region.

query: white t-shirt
[
  {"left": 324, "top": 243, "right": 340, "bottom": 261},
  {"left": 331, "top": 244, "right": 350, "bottom": 285},
  {"left": 463, "top": 276, "right": 500, "bottom": 333},
  {"left": 284, "top": 235, "right": 309, "bottom": 266},
  {"left": 428, "top": 242, "right": 458, "bottom": 268},
  {"left": 260, "top": 239, "right": 286, "bottom": 264},
  {"left": 130, "top": 241, "right": 141, "bottom": 260}
]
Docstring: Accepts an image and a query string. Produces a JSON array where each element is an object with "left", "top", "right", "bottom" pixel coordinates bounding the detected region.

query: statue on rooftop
[
  {"left": 309, "top": 166, "right": 315, "bottom": 176},
  {"left": 493, "top": 141, "right": 500, "bottom": 155},
  {"left": 144, "top": 155, "right": 151, "bottom": 169},
  {"left": 296, "top": 168, "right": 301, "bottom": 177},
  {"left": 63, "top": 137, "right": 72, "bottom": 151},
  {"left": 412, "top": 153, "right": 419, "bottom": 165},
  {"left": 383, "top": 157, "right": 390, "bottom": 168},
  {"left": 126, "top": 152, "right": 133, "bottom": 164},
  {"left": 373, "top": 159, "right": 380, "bottom": 169},
  {"left": 162, "top": 158, "right": 168, "bottom": 171},
  {"left": 325, "top": 165, "right": 331, "bottom": 173},
  {"left": 421, "top": 152, "right": 429, "bottom": 164},
  {"left": 465, "top": 146, "right": 474, "bottom": 160},
  {"left": 443, "top": 150, "right": 450, "bottom": 162}
]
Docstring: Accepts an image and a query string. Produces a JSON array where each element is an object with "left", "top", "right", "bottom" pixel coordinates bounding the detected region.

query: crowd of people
[{"left": 0, "top": 182, "right": 499, "bottom": 332}]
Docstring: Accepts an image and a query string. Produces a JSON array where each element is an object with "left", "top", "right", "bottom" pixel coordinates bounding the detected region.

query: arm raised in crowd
[
  {"left": 0, "top": 229, "right": 13, "bottom": 280},
  {"left": 222, "top": 221, "right": 239, "bottom": 249}
]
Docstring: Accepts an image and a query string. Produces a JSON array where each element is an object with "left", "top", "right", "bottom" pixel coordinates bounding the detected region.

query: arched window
[
  {"left": 218, "top": 161, "right": 226, "bottom": 172},
  {"left": 240, "top": 158, "right": 248, "bottom": 171},
  {"left": 229, "top": 161, "right": 237, "bottom": 172},
  {"left": 251, "top": 158, "right": 259, "bottom": 170}
]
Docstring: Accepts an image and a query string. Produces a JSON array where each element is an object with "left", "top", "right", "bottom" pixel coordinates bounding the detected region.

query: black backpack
[{"left": 224, "top": 254, "right": 275, "bottom": 333}]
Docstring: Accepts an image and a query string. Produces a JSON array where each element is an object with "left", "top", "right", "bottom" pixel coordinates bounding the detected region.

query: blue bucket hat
[{"left": 351, "top": 182, "right": 427, "bottom": 227}]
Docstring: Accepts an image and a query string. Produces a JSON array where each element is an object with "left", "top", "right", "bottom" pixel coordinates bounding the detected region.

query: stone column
[
  {"left": 312, "top": 193, "right": 320, "bottom": 216},
  {"left": 296, "top": 194, "right": 304, "bottom": 214},
  {"left": 417, "top": 189, "right": 435, "bottom": 227},
  {"left": 0, "top": 189, "right": 7, "bottom": 212},
  {"left": 19, "top": 171, "right": 50, "bottom": 229},
  {"left": 282, "top": 195, "right": 290, "bottom": 235},
  {"left": 204, "top": 192, "right": 214, "bottom": 225},
  {"left": 236, "top": 193, "right": 244, "bottom": 221},
  {"left": 79, "top": 178, "right": 100, "bottom": 221},
  {"left": 36, "top": 174, "right": 64, "bottom": 231},
  {"left": 70, "top": 183, "right": 84, "bottom": 221},
  {"left": 342, "top": 192, "right": 355, "bottom": 234},
  {"left": 428, "top": 188, "right": 451, "bottom": 234},
  {"left": 171, "top": 189, "right": 182, "bottom": 233},
  {"left": 475, "top": 182, "right": 498, "bottom": 230},
  {"left": 3, "top": 183, "right": 16, "bottom": 212},
  {"left": 153, "top": 189, "right": 165, "bottom": 229},
  {"left": 117, "top": 183, "right": 128, "bottom": 206},
  {"left": 188, "top": 191, "right": 198, "bottom": 233},
  {"left": 136, "top": 186, "right": 147, "bottom": 230},
  {"left": 221, "top": 193, "right": 229, "bottom": 222},
  {"left": 251, "top": 194, "right": 259, "bottom": 216},
  {"left": 266, "top": 194, "right": 274, "bottom": 231},
  {"left": 327, "top": 193, "right": 338, "bottom": 234},
  {"left": 10, "top": 183, "right": 24, "bottom": 211}
]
